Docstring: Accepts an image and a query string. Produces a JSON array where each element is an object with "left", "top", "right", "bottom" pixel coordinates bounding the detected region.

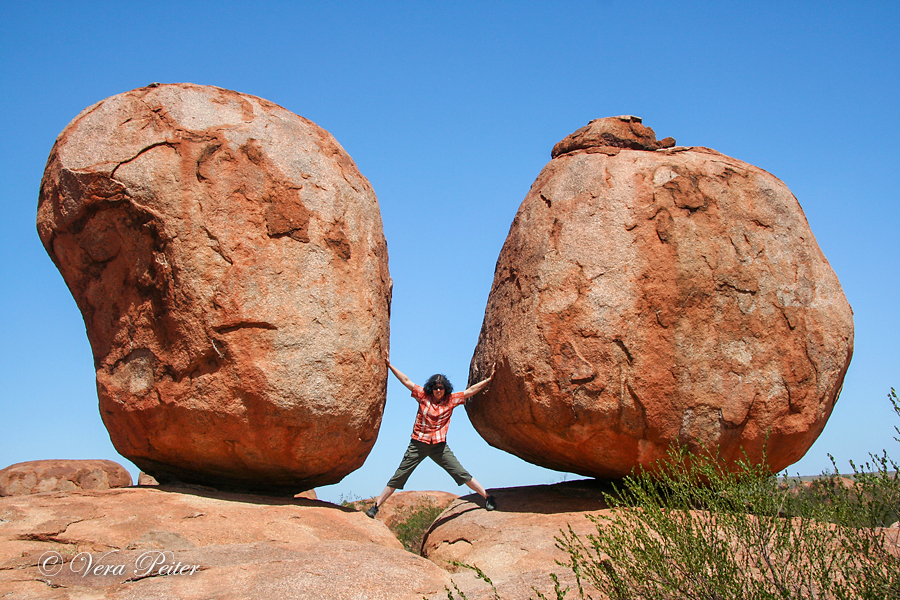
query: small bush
[
  {"left": 553, "top": 390, "right": 900, "bottom": 599},
  {"left": 556, "top": 453, "right": 898, "bottom": 599},
  {"left": 339, "top": 492, "right": 362, "bottom": 507},
  {"left": 391, "top": 498, "right": 445, "bottom": 554},
  {"left": 447, "top": 388, "right": 900, "bottom": 600}
]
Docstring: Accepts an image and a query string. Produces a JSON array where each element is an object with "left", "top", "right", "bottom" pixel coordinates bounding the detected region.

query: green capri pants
[{"left": 386, "top": 439, "right": 472, "bottom": 489}]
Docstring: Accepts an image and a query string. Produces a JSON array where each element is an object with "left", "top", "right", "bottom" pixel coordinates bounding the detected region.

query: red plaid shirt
[{"left": 410, "top": 385, "right": 467, "bottom": 444}]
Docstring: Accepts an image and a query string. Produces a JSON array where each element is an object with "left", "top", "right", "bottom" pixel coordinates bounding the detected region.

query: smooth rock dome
[
  {"left": 468, "top": 116, "right": 853, "bottom": 477},
  {"left": 37, "top": 83, "right": 392, "bottom": 493}
]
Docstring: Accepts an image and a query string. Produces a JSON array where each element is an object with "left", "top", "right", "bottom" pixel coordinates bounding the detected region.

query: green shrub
[
  {"left": 391, "top": 498, "right": 445, "bottom": 554},
  {"left": 554, "top": 390, "right": 900, "bottom": 599},
  {"left": 339, "top": 492, "right": 362, "bottom": 507},
  {"left": 447, "top": 388, "right": 900, "bottom": 600},
  {"left": 556, "top": 455, "right": 898, "bottom": 598}
]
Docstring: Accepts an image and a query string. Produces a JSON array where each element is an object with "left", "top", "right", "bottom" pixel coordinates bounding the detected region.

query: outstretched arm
[
  {"left": 462, "top": 364, "right": 496, "bottom": 399},
  {"left": 386, "top": 359, "right": 417, "bottom": 392}
]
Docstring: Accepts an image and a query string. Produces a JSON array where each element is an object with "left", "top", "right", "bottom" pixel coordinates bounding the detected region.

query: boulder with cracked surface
[
  {"left": 551, "top": 115, "right": 676, "bottom": 157},
  {"left": 468, "top": 118, "right": 853, "bottom": 478},
  {"left": 37, "top": 83, "right": 392, "bottom": 494}
]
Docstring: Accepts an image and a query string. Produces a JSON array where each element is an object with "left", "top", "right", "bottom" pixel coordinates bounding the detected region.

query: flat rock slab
[
  {"left": 422, "top": 480, "right": 612, "bottom": 599},
  {"left": 0, "top": 486, "right": 450, "bottom": 599}
]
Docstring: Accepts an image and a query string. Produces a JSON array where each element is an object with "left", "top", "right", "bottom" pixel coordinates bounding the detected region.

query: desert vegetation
[
  {"left": 344, "top": 495, "right": 446, "bottom": 555},
  {"left": 390, "top": 498, "right": 447, "bottom": 554},
  {"left": 450, "top": 389, "right": 900, "bottom": 599}
]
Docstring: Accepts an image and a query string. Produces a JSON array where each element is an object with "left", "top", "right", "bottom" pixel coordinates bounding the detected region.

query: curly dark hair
[{"left": 424, "top": 373, "right": 453, "bottom": 396}]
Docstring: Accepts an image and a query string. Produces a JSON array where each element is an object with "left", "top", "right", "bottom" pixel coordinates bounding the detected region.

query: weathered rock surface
[
  {"left": 552, "top": 115, "right": 676, "bottom": 156},
  {"left": 422, "top": 480, "right": 610, "bottom": 599},
  {"left": 348, "top": 490, "right": 458, "bottom": 530},
  {"left": 37, "top": 83, "right": 392, "bottom": 494},
  {"left": 468, "top": 117, "right": 853, "bottom": 477},
  {"left": 136, "top": 472, "right": 158, "bottom": 486},
  {"left": 0, "top": 486, "right": 450, "bottom": 599},
  {"left": 0, "top": 460, "right": 132, "bottom": 497},
  {"left": 295, "top": 489, "right": 318, "bottom": 500}
]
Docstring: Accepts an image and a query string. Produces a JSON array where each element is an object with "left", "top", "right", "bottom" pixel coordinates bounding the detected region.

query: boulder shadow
[
  {"left": 150, "top": 483, "right": 358, "bottom": 513},
  {"left": 427, "top": 478, "right": 618, "bottom": 532},
  {"left": 487, "top": 478, "right": 617, "bottom": 514}
]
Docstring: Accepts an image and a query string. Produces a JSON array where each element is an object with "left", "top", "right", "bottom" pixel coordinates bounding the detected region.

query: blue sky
[{"left": 1, "top": 2, "right": 897, "bottom": 504}]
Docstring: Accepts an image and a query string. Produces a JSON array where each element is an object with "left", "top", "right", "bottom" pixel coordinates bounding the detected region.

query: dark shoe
[
  {"left": 365, "top": 504, "right": 379, "bottom": 518},
  {"left": 485, "top": 495, "right": 497, "bottom": 511}
]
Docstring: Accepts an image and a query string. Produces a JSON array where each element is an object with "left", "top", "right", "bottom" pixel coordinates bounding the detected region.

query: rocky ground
[{"left": 0, "top": 477, "right": 613, "bottom": 600}]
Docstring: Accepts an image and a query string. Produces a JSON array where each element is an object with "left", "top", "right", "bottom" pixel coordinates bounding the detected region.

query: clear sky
[{"left": 1, "top": 2, "right": 897, "bottom": 504}]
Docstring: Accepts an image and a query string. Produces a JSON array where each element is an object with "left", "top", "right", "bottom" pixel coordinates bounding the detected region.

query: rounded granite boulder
[
  {"left": 468, "top": 116, "right": 853, "bottom": 477},
  {"left": 37, "top": 84, "right": 392, "bottom": 494}
]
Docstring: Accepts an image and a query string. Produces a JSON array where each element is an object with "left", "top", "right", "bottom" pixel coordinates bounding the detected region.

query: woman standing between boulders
[{"left": 365, "top": 360, "right": 496, "bottom": 518}]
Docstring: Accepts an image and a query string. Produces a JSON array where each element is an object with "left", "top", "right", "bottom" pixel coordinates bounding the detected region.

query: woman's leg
[
  {"left": 431, "top": 443, "right": 495, "bottom": 509},
  {"left": 373, "top": 486, "right": 396, "bottom": 507},
  {"left": 464, "top": 477, "right": 488, "bottom": 498},
  {"left": 386, "top": 440, "right": 429, "bottom": 492},
  {"left": 367, "top": 442, "right": 427, "bottom": 518},
  {"left": 367, "top": 440, "right": 428, "bottom": 518}
]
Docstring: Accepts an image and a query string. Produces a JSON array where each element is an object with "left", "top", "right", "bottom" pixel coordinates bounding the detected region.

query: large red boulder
[
  {"left": 468, "top": 116, "right": 853, "bottom": 477},
  {"left": 37, "top": 84, "right": 392, "bottom": 494}
]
